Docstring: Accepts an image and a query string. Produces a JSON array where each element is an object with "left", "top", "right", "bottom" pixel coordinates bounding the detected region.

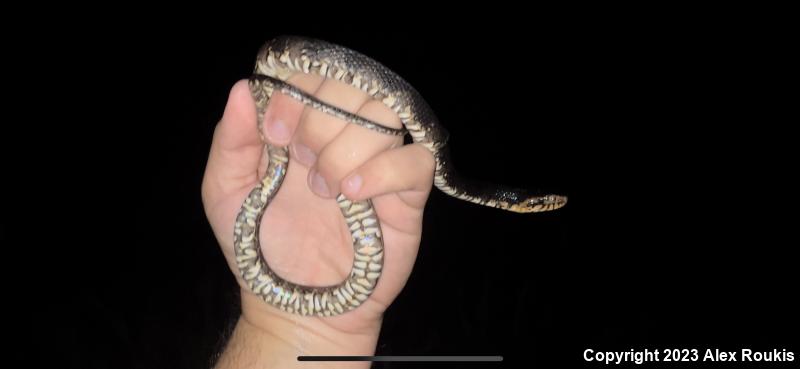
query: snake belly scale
[{"left": 234, "top": 36, "right": 568, "bottom": 317}]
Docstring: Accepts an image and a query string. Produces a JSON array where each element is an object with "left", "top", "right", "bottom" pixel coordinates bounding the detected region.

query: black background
[{"left": 7, "top": 18, "right": 797, "bottom": 369}]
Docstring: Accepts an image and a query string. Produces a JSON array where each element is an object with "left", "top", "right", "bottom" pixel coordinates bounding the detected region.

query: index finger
[{"left": 203, "top": 80, "right": 265, "bottom": 195}]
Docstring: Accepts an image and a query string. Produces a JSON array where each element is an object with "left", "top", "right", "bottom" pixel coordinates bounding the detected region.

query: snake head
[{"left": 511, "top": 194, "right": 568, "bottom": 213}]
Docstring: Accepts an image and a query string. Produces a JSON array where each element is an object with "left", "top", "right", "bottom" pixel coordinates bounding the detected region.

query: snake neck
[{"left": 432, "top": 145, "right": 567, "bottom": 213}]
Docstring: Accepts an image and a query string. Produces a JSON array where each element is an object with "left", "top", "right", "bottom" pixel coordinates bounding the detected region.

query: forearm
[{"left": 214, "top": 291, "right": 382, "bottom": 369}]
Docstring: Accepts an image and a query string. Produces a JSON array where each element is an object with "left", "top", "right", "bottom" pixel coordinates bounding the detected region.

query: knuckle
[
  {"left": 316, "top": 148, "right": 347, "bottom": 178},
  {"left": 368, "top": 162, "right": 395, "bottom": 188},
  {"left": 412, "top": 144, "right": 436, "bottom": 173},
  {"left": 356, "top": 100, "right": 403, "bottom": 129},
  {"left": 270, "top": 92, "right": 302, "bottom": 117},
  {"left": 318, "top": 79, "right": 369, "bottom": 111},
  {"left": 295, "top": 119, "right": 330, "bottom": 151}
]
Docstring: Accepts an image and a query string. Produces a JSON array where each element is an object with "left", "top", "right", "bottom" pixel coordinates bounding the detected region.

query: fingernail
[
  {"left": 310, "top": 170, "right": 330, "bottom": 197},
  {"left": 344, "top": 174, "right": 362, "bottom": 194},
  {"left": 266, "top": 119, "right": 290, "bottom": 142},
  {"left": 292, "top": 143, "right": 317, "bottom": 167}
]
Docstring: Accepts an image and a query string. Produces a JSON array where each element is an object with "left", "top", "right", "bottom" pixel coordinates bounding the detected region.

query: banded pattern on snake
[{"left": 234, "top": 36, "right": 567, "bottom": 316}]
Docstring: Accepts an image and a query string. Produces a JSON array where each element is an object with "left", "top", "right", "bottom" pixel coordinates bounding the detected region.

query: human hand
[{"left": 202, "top": 73, "right": 434, "bottom": 364}]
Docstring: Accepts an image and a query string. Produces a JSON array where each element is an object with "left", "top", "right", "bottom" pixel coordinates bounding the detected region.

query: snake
[{"left": 233, "top": 35, "right": 567, "bottom": 317}]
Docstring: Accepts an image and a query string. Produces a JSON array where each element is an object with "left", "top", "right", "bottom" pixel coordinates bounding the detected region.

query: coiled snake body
[{"left": 234, "top": 36, "right": 567, "bottom": 317}]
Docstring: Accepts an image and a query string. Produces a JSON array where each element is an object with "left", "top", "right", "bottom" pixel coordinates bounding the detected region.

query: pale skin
[{"left": 201, "top": 72, "right": 435, "bottom": 368}]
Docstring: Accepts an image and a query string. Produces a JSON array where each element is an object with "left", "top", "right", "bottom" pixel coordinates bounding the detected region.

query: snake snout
[{"left": 517, "top": 194, "right": 568, "bottom": 213}]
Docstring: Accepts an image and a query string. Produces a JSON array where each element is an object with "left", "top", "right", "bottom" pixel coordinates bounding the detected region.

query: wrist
[{"left": 215, "top": 289, "right": 382, "bottom": 368}]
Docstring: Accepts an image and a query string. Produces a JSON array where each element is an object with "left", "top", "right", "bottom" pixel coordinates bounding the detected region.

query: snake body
[{"left": 234, "top": 36, "right": 567, "bottom": 317}]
